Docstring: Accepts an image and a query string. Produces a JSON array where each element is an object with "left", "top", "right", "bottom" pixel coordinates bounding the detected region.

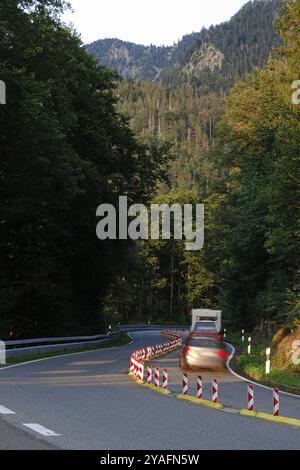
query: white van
[{"left": 190, "top": 309, "right": 222, "bottom": 333}]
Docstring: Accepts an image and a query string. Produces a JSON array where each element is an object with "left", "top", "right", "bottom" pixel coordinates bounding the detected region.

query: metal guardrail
[
  {"left": 3, "top": 332, "right": 120, "bottom": 359},
  {"left": 121, "top": 325, "right": 188, "bottom": 332},
  {"left": 5, "top": 332, "right": 119, "bottom": 348},
  {"left": 2, "top": 325, "right": 188, "bottom": 359}
]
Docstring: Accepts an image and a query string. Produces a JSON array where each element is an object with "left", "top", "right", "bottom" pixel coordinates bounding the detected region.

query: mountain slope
[{"left": 86, "top": 0, "right": 283, "bottom": 86}]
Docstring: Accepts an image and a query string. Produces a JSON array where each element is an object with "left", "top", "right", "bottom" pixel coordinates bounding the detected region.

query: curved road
[{"left": 0, "top": 330, "right": 299, "bottom": 450}]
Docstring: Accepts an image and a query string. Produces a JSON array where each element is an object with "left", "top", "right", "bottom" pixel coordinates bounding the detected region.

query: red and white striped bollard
[
  {"left": 154, "top": 368, "right": 159, "bottom": 387},
  {"left": 139, "top": 361, "right": 144, "bottom": 381},
  {"left": 147, "top": 364, "right": 152, "bottom": 384},
  {"left": 130, "top": 356, "right": 134, "bottom": 374},
  {"left": 163, "top": 369, "right": 168, "bottom": 390},
  {"left": 197, "top": 376, "right": 203, "bottom": 399},
  {"left": 183, "top": 373, "right": 188, "bottom": 395},
  {"left": 273, "top": 388, "right": 280, "bottom": 416},
  {"left": 212, "top": 379, "right": 218, "bottom": 404},
  {"left": 247, "top": 383, "right": 254, "bottom": 411}
]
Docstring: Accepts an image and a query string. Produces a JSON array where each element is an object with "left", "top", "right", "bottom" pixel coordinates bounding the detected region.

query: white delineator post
[
  {"left": 212, "top": 379, "right": 218, "bottom": 404},
  {"left": 197, "top": 376, "right": 203, "bottom": 399},
  {"left": 247, "top": 383, "right": 254, "bottom": 411},
  {"left": 147, "top": 364, "right": 152, "bottom": 384},
  {"left": 247, "top": 337, "right": 252, "bottom": 355},
  {"left": 183, "top": 373, "right": 188, "bottom": 395},
  {"left": 266, "top": 347, "right": 271, "bottom": 374},
  {"left": 242, "top": 330, "right": 245, "bottom": 342},
  {"left": 0, "top": 81, "right": 6, "bottom": 105},
  {"left": 223, "top": 329, "right": 227, "bottom": 339},
  {"left": 273, "top": 388, "right": 280, "bottom": 416},
  {"left": 154, "top": 368, "right": 160, "bottom": 387},
  {"left": 163, "top": 369, "right": 168, "bottom": 390},
  {"left": 0, "top": 341, "right": 5, "bottom": 365}
]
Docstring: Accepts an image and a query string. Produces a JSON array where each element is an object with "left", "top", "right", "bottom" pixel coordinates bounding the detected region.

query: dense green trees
[
  {"left": 176, "top": 0, "right": 284, "bottom": 93},
  {"left": 104, "top": 0, "right": 299, "bottom": 329},
  {"left": 0, "top": 0, "right": 170, "bottom": 338},
  {"left": 212, "top": 0, "right": 300, "bottom": 328},
  {"left": 88, "top": 0, "right": 283, "bottom": 92},
  {"left": 117, "top": 80, "right": 224, "bottom": 191},
  {"left": 1, "top": 0, "right": 298, "bottom": 336}
]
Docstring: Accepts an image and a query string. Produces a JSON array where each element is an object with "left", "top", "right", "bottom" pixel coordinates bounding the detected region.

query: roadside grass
[
  {"left": 226, "top": 333, "right": 300, "bottom": 393},
  {"left": 1, "top": 332, "right": 132, "bottom": 366}
]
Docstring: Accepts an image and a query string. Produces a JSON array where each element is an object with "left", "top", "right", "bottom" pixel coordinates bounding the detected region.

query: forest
[
  {"left": 102, "top": 0, "right": 300, "bottom": 331},
  {"left": 0, "top": 0, "right": 299, "bottom": 338}
]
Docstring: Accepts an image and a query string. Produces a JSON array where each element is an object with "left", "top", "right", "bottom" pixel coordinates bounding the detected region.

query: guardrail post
[
  {"left": 0, "top": 341, "right": 6, "bottom": 365},
  {"left": 0, "top": 81, "right": 6, "bottom": 105}
]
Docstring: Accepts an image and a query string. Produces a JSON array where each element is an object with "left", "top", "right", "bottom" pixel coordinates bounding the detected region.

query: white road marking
[
  {"left": 225, "top": 342, "right": 300, "bottom": 399},
  {"left": 23, "top": 423, "right": 61, "bottom": 437},
  {"left": 223, "top": 407, "right": 240, "bottom": 414},
  {"left": 0, "top": 405, "right": 16, "bottom": 415}
]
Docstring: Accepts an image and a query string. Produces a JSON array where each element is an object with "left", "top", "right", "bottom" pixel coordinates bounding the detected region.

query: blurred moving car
[{"left": 179, "top": 335, "right": 229, "bottom": 370}]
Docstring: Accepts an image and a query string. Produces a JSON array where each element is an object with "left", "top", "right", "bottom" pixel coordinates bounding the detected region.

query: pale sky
[{"left": 63, "top": 0, "right": 250, "bottom": 46}]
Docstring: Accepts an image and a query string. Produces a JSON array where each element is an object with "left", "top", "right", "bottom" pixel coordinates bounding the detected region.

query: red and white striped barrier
[
  {"left": 183, "top": 373, "right": 188, "bottom": 395},
  {"left": 129, "top": 330, "right": 182, "bottom": 381},
  {"left": 273, "top": 388, "right": 280, "bottom": 416},
  {"left": 247, "top": 383, "right": 254, "bottom": 411},
  {"left": 139, "top": 361, "right": 144, "bottom": 381},
  {"left": 212, "top": 379, "right": 218, "bottom": 404},
  {"left": 147, "top": 364, "right": 152, "bottom": 384},
  {"left": 154, "top": 368, "right": 160, "bottom": 387},
  {"left": 197, "top": 376, "right": 203, "bottom": 399},
  {"left": 163, "top": 369, "right": 168, "bottom": 390}
]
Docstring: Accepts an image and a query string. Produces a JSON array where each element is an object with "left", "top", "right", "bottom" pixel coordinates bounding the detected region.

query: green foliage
[
  {"left": 102, "top": 0, "right": 299, "bottom": 330},
  {"left": 1, "top": 0, "right": 298, "bottom": 337},
  {"left": 0, "top": 0, "right": 170, "bottom": 338},
  {"left": 207, "top": 0, "right": 300, "bottom": 327},
  {"left": 236, "top": 335, "right": 300, "bottom": 390},
  {"left": 177, "top": 0, "right": 283, "bottom": 92},
  {"left": 117, "top": 80, "right": 224, "bottom": 190}
]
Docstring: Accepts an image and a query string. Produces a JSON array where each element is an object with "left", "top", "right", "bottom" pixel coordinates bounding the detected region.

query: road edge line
[{"left": 225, "top": 342, "right": 300, "bottom": 399}]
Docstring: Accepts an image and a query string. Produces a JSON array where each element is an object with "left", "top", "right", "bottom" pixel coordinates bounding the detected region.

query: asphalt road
[
  {"left": 150, "top": 344, "right": 300, "bottom": 420},
  {"left": 0, "top": 330, "right": 299, "bottom": 450}
]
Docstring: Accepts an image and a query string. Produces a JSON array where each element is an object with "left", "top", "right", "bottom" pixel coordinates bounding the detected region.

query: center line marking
[
  {"left": 23, "top": 423, "right": 61, "bottom": 437},
  {"left": 0, "top": 405, "right": 16, "bottom": 415}
]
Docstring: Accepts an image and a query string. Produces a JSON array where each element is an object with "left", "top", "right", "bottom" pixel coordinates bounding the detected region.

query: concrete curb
[
  {"left": 177, "top": 394, "right": 224, "bottom": 410},
  {"left": 128, "top": 373, "right": 171, "bottom": 395},
  {"left": 143, "top": 382, "right": 171, "bottom": 395},
  {"left": 130, "top": 372, "right": 300, "bottom": 427},
  {"left": 240, "top": 409, "right": 300, "bottom": 427}
]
